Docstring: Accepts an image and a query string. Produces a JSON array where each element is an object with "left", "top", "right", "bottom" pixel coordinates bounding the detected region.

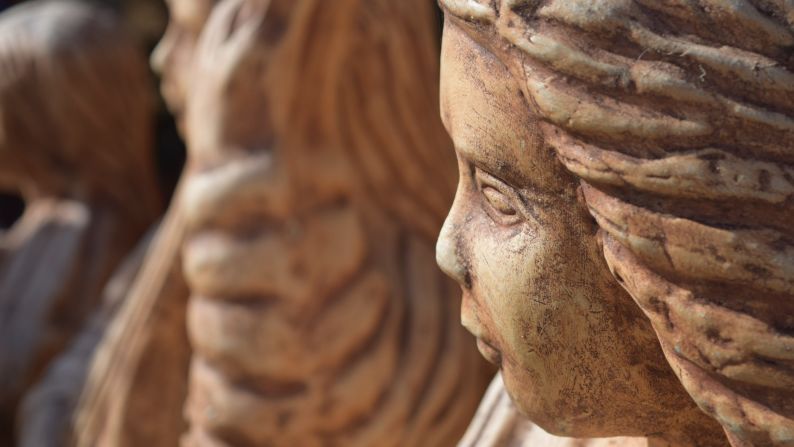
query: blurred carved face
[
  {"left": 436, "top": 20, "right": 694, "bottom": 437},
  {"left": 151, "top": 0, "right": 214, "bottom": 130}
]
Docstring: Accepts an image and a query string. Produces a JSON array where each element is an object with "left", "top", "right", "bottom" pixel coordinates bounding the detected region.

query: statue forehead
[{"left": 441, "top": 21, "right": 570, "bottom": 195}]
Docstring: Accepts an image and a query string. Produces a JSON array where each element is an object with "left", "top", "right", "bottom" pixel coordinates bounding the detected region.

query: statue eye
[
  {"left": 475, "top": 169, "right": 521, "bottom": 225},
  {"left": 481, "top": 186, "right": 516, "bottom": 216}
]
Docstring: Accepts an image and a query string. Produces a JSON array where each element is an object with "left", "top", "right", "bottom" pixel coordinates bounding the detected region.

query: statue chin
[{"left": 460, "top": 373, "right": 647, "bottom": 447}]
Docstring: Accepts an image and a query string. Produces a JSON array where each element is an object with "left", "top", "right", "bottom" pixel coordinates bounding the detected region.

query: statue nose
[
  {"left": 149, "top": 43, "right": 165, "bottom": 76},
  {"left": 436, "top": 218, "right": 468, "bottom": 287},
  {"left": 150, "top": 30, "right": 174, "bottom": 76}
]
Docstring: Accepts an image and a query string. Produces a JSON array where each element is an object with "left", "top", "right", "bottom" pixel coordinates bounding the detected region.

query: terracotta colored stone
[
  {"left": 70, "top": 202, "right": 190, "bottom": 447},
  {"left": 437, "top": 1, "right": 794, "bottom": 446},
  {"left": 73, "top": 0, "right": 489, "bottom": 445},
  {"left": 70, "top": 1, "right": 219, "bottom": 443},
  {"left": 460, "top": 374, "right": 645, "bottom": 447},
  {"left": 178, "top": 0, "right": 492, "bottom": 445}
]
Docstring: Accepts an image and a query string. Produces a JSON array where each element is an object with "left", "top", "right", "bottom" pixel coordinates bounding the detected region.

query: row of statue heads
[{"left": 0, "top": 0, "right": 791, "bottom": 446}]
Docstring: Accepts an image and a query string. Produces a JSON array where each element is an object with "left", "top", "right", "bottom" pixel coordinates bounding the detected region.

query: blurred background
[
  {"left": 0, "top": 2, "right": 184, "bottom": 442},
  {"left": 0, "top": 0, "right": 184, "bottom": 231}
]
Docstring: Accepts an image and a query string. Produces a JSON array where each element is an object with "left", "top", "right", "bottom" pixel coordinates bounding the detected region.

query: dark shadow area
[
  {"left": 155, "top": 107, "right": 186, "bottom": 203},
  {"left": 0, "top": 193, "right": 24, "bottom": 230}
]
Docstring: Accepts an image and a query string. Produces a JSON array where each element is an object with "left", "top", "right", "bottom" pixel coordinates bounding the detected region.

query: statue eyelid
[{"left": 474, "top": 168, "right": 522, "bottom": 225}]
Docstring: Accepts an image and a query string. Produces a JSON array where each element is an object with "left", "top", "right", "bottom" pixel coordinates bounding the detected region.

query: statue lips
[
  {"left": 461, "top": 297, "right": 502, "bottom": 366},
  {"left": 462, "top": 308, "right": 502, "bottom": 366}
]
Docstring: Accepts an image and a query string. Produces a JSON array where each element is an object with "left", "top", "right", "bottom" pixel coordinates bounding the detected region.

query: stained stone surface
[{"left": 437, "top": 1, "right": 794, "bottom": 446}]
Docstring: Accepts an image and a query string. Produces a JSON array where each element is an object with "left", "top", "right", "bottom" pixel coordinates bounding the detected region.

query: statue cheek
[{"left": 467, "top": 224, "right": 528, "bottom": 313}]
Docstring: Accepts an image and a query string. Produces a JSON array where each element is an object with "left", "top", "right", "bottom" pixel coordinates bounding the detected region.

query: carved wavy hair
[
  {"left": 179, "top": 1, "right": 486, "bottom": 445},
  {"left": 0, "top": 0, "right": 159, "bottom": 220},
  {"left": 268, "top": 0, "right": 457, "bottom": 240},
  {"left": 440, "top": 1, "right": 794, "bottom": 445}
]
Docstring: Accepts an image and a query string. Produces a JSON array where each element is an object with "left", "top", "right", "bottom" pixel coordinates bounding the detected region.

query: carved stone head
[
  {"left": 436, "top": 0, "right": 794, "bottom": 445},
  {"left": 150, "top": 0, "right": 217, "bottom": 131}
]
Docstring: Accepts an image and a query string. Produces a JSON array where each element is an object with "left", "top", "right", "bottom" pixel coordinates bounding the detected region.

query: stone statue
[
  {"left": 150, "top": 0, "right": 216, "bottom": 134},
  {"left": 436, "top": 1, "right": 794, "bottom": 446},
  {"left": 72, "top": 206, "right": 189, "bottom": 447},
  {"left": 179, "top": 0, "right": 491, "bottom": 445},
  {"left": 0, "top": 0, "right": 158, "bottom": 443},
  {"left": 71, "top": 2, "right": 217, "bottom": 446}
]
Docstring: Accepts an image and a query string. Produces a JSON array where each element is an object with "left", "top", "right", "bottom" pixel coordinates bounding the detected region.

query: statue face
[
  {"left": 151, "top": 0, "right": 214, "bottom": 130},
  {"left": 436, "top": 20, "right": 693, "bottom": 437}
]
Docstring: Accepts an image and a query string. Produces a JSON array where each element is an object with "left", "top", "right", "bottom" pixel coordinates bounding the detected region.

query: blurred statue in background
[
  {"left": 150, "top": 0, "right": 215, "bottom": 134},
  {"left": 71, "top": 1, "right": 217, "bottom": 446},
  {"left": 0, "top": 0, "right": 159, "bottom": 444},
  {"left": 178, "top": 0, "right": 491, "bottom": 445},
  {"left": 75, "top": 0, "right": 491, "bottom": 446},
  {"left": 436, "top": 1, "right": 794, "bottom": 446}
]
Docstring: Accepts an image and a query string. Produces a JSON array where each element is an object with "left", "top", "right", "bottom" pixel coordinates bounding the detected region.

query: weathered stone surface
[
  {"left": 437, "top": 1, "right": 794, "bottom": 446},
  {"left": 459, "top": 374, "right": 645, "bottom": 447}
]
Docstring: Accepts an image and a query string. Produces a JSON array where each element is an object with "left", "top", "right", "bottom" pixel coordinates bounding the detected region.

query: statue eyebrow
[
  {"left": 452, "top": 132, "right": 503, "bottom": 177},
  {"left": 465, "top": 149, "right": 561, "bottom": 205}
]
